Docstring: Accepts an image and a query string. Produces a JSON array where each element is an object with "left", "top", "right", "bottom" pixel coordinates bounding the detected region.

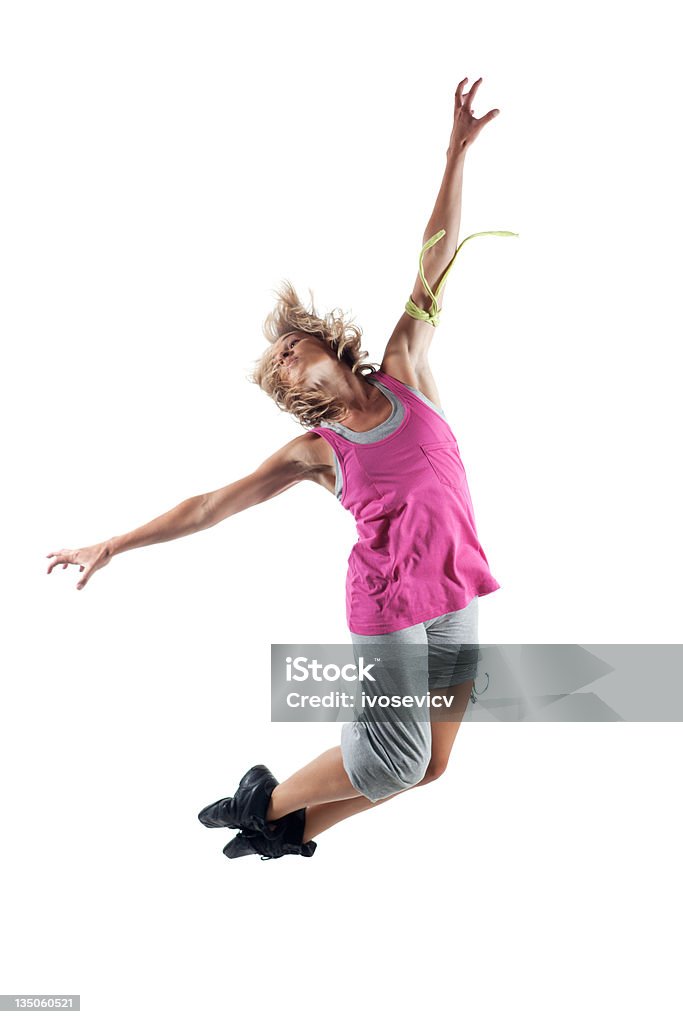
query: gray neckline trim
[{"left": 320, "top": 375, "right": 405, "bottom": 443}]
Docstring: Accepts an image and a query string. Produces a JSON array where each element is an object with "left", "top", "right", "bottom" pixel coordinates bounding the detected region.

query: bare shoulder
[
  {"left": 285, "top": 429, "right": 337, "bottom": 496},
  {"left": 379, "top": 326, "right": 443, "bottom": 410},
  {"left": 243, "top": 431, "right": 335, "bottom": 502},
  {"left": 251, "top": 431, "right": 334, "bottom": 479},
  {"left": 287, "top": 430, "right": 335, "bottom": 471}
]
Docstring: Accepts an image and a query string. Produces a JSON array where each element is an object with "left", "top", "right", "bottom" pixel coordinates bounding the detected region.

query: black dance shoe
[
  {"left": 198, "top": 764, "right": 286, "bottom": 840},
  {"left": 222, "top": 808, "right": 317, "bottom": 861}
]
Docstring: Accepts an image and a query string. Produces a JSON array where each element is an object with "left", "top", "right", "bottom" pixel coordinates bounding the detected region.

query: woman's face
[{"left": 275, "top": 331, "right": 332, "bottom": 385}]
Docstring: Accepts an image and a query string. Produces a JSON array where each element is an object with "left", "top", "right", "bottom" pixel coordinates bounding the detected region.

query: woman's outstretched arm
[{"left": 46, "top": 432, "right": 329, "bottom": 590}]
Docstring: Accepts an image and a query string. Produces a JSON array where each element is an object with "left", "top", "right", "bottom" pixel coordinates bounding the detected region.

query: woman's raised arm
[
  {"left": 411, "top": 77, "right": 500, "bottom": 316},
  {"left": 382, "top": 76, "right": 515, "bottom": 383}
]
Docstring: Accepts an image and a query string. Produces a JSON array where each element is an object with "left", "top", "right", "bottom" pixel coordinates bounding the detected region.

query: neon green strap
[{"left": 405, "top": 228, "right": 519, "bottom": 327}]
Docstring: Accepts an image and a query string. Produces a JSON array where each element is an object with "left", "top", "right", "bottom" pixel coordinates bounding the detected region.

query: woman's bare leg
[
  {"left": 265, "top": 746, "right": 359, "bottom": 822},
  {"left": 266, "top": 679, "right": 473, "bottom": 842}
]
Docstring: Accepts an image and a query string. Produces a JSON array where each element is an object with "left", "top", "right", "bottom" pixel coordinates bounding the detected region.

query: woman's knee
[
  {"left": 394, "top": 747, "right": 431, "bottom": 790},
  {"left": 356, "top": 746, "right": 431, "bottom": 798},
  {"left": 419, "top": 756, "right": 450, "bottom": 786},
  {"left": 341, "top": 721, "right": 431, "bottom": 800}
]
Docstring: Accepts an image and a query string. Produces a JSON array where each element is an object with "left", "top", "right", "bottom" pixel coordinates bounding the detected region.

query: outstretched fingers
[
  {"left": 46, "top": 551, "right": 65, "bottom": 574},
  {"left": 455, "top": 76, "right": 500, "bottom": 128},
  {"left": 46, "top": 550, "right": 85, "bottom": 576},
  {"left": 464, "top": 76, "right": 483, "bottom": 111},
  {"left": 46, "top": 542, "right": 110, "bottom": 590},
  {"left": 76, "top": 565, "right": 91, "bottom": 590}
]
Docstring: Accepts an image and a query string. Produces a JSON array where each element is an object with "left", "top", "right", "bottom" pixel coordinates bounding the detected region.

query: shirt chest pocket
[{"left": 420, "top": 441, "right": 467, "bottom": 491}]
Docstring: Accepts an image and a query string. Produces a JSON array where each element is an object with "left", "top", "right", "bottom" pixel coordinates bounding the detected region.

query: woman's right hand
[
  {"left": 46, "top": 541, "right": 114, "bottom": 590},
  {"left": 448, "top": 76, "right": 500, "bottom": 156}
]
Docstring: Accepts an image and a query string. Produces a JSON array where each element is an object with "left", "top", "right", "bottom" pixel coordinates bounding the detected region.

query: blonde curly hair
[{"left": 247, "top": 279, "right": 377, "bottom": 428}]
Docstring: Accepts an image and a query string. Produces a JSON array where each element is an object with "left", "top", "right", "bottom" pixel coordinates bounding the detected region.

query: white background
[{"left": 2, "top": 1, "right": 682, "bottom": 1021}]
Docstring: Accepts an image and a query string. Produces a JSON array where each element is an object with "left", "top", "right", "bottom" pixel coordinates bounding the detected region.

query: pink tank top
[{"left": 308, "top": 370, "right": 500, "bottom": 635}]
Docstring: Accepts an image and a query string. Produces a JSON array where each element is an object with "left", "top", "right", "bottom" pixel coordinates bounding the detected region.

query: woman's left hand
[{"left": 448, "top": 76, "right": 500, "bottom": 156}]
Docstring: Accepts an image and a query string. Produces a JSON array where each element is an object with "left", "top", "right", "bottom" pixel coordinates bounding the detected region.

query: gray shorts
[{"left": 340, "top": 598, "right": 481, "bottom": 802}]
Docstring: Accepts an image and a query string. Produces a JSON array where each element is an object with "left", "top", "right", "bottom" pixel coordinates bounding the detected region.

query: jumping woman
[{"left": 46, "top": 76, "right": 517, "bottom": 861}]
